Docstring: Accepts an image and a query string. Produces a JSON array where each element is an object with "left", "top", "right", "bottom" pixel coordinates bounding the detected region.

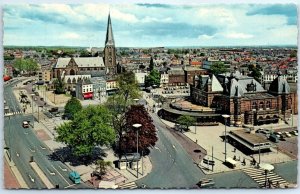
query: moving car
[
  {"left": 69, "top": 171, "right": 81, "bottom": 184},
  {"left": 22, "top": 121, "right": 29, "bottom": 128}
]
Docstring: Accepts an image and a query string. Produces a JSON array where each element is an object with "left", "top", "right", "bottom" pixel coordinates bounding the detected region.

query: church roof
[
  {"left": 105, "top": 13, "right": 115, "bottom": 46},
  {"left": 55, "top": 57, "right": 105, "bottom": 68}
]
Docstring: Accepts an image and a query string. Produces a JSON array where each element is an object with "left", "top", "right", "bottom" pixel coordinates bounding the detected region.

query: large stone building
[
  {"left": 190, "top": 69, "right": 297, "bottom": 126},
  {"left": 51, "top": 13, "right": 117, "bottom": 92}
]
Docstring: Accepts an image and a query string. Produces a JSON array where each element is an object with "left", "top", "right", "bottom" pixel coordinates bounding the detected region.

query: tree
[
  {"left": 55, "top": 105, "right": 116, "bottom": 157},
  {"left": 210, "top": 62, "right": 227, "bottom": 75},
  {"left": 13, "top": 58, "right": 39, "bottom": 75},
  {"left": 176, "top": 115, "right": 196, "bottom": 132},
  {"left": 149, "top": 57, "right": 154, "bottom": 71},
  {"left": 105, "top": 72, "right": 141, "bottom": 158},
  {"left": 251, "top": 68, "right": 262, "bottom": 83},
  {"left": 121, "top": 105, "right": 158, "bottom": 154},
  {"left": 64, "top": 97, "right": 82, "bottom": 120},
  {"left": 80, "top": 50, "right": 91, "bottom": 57},
  {"left": 290, "top": 50, "right": 297, "bottom": 58},
  {"left": 145, "top": 69, "right": 160, "bottom": 87},
  {"left": 94, "top": 160, "right": 112, "bottom": 178},
  {"left": 53, "top": 78, "right": 65, "bottom": 94}
]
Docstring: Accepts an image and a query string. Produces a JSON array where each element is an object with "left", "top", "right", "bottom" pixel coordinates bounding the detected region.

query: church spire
[{"left": 105, "top": 11, "right": 115, "bottom": 46}]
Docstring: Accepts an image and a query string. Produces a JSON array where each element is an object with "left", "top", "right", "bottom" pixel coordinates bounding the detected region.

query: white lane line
[
  {"left": 172, "top": 145, "right": 176, "bottom": 149},
  {"left": 51, "top": 165, "right": 71, "bottom": 186},
  {"left": 28, "top": 174, "right": 35, "bottom": 183},
  {"left": 58, "top": 165, "right": 67, "bottom": 172},
  {"left": 64, "top": 184, "right": 76, "bottom": 189},
  {"left": 29, "top": 148, "right": 35, "bottom": 153},
  {"left": 40, "top": 145, "right": 46, "bottom": 150},
  {"left": 16, "top": 152, "right": 20, "bottom": 157},
  {"left": 46, "top": 168, "right": 56, "bottom": 176}
]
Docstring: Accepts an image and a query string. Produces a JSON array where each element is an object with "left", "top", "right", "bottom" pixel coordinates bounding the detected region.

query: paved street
[{"left": 4, "top": 80, "right": 91, "bottom": 189}]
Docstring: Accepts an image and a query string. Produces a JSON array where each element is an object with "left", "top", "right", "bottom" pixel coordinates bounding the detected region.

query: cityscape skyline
[{"left": 4, "top": 4, "right": 298, "bottom": 47}]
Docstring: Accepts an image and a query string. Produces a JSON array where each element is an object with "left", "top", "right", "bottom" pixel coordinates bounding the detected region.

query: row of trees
[
  {"left": 55, "top": 72, "right": 158, "bottom": 159},
  {"left": 13, "top": 58, "right": 39, "bottom": 75}
]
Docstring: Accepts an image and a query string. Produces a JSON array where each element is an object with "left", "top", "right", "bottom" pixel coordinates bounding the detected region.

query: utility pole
[{"left": 212, "top": 146, "right": 214, "bottom": 172}]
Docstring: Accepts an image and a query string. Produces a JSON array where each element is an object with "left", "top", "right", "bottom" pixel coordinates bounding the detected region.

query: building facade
[{"left": 190, "top": 70, "right": 296, "bottom": 126}]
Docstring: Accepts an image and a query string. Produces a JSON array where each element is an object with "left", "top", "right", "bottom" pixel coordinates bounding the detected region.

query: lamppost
[
  {"left": 133, "top": 123, "right": 142, "bottom": 178},
  {"left": 222, "top": 114, "right": 230, "bottom": 161},
  {"left": 38, "top": 105, "right": 43, "bottom": 122},
  {"left": 31, "top": 93, "right": 35, "bottom": 128}
]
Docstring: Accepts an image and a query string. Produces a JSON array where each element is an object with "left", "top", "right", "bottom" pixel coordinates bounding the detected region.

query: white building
[
  {"left": 134, "top": 71, "right": 147, "bottom": 86},
  {"left": 76, "top": 79, "right": 94, "bottom": 100}
]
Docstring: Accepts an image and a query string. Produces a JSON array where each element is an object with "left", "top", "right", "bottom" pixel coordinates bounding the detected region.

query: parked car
[
  {"left": 290, "top": 130, "right": 298, "bottom": 136},
  {"left": 269, "top": 134, "right": 279, "bottom": 143},
  {"left": 197, "top": 178, "right": 215, "bottom": 188},
  {"left": 284, "top": 131, "right": 292, "bottom": 138}
]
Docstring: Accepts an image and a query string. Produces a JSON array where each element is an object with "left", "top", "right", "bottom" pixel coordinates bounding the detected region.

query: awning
[{"left": 83, "top": 92, "right": 93, "bottom": 99}]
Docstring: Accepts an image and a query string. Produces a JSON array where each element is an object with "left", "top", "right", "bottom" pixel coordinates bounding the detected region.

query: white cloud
[
  {"left": 60, "top": 32, "right": 83, "bottom": 40},
  {"left": 198, "top": 34, "right": 215, "bottom": 39},
  {"left": 224, "top": 32, "right": 254, "bottom": 39}
]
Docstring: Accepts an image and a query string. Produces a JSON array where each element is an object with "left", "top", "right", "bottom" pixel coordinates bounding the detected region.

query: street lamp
[
  {"left": 31, "top": 93, "right": 35, "bottom": 128},
  {"left": 222, "top": 114, "right": 230, "bottom": 162},
  {"left": 133, "top": 123, "right": 142, "bottom": 178}
]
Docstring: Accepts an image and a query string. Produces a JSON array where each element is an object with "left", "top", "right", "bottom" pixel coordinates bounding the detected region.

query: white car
[{"left": 284, "top": 131, "right": 292, "bottom": 138}]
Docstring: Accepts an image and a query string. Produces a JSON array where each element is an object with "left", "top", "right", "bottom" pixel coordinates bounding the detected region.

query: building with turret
[{"left": 190, "top": 69, "right": 297, "bottom": 126}]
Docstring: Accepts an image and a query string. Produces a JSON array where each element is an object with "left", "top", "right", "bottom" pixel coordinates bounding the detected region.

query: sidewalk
[{"left": 161, "top": 119, "right": 293, "bottom": 175}]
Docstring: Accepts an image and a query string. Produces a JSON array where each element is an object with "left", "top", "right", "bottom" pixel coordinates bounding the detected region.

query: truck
[
  {"left": 196, "top": 178, "right": 215, "bottom": 188},
  {"left": 69, "top": 171, "right": 81, "bottom": 184}
]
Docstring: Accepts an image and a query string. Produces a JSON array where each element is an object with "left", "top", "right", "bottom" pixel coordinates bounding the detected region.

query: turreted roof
[{"left": 269, "top": 73, "right": 290, "bottom": 94}]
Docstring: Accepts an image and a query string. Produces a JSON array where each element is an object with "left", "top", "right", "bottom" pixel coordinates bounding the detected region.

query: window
[
  {"left": 83, "top": 89, "right": 85, "bottom": 93},
  {"left": 266, "top": 101, "right": 271, "bottom": 108},
  {"left": 259, "top": 102, "right": 264, "bottom": 109},
  {"left": 251, "top": 101, "right": 257, "bottom": 110}
]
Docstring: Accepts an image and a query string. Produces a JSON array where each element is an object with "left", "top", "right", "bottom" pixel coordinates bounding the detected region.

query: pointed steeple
[{"left": 105, "top": 12, "right": 115, "bottom": 46}]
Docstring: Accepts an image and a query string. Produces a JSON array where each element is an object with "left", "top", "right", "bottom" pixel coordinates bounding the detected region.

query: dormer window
[{"left": 246, "top": 80, "right": 256, "bottom": 92}]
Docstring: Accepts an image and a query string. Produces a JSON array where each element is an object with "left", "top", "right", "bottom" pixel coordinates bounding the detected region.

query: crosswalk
[
  {"left": 118, "top": 182, "right": 138, "bottom": 189},
  {"left": 4, "top": 111, "right": 23, "bottom": 116},
  {"left": 242, "top": 167, "right": 288, "bottom": 188}
]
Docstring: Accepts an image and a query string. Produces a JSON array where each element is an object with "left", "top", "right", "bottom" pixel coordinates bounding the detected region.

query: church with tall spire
[{"left": 104, "top": 12, "right": 117, "bottom": 76}]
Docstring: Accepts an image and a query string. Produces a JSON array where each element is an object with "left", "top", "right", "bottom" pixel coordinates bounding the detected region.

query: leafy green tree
[
  {"left": 149, "top": 57, "right": 154, "bottom": 71},
  {"left": 64, "top": 97, "right": 82, "bottom": 120},
  {"left": 210, "top": 61, "right": 227, "bottom": 75},
  {"left": 53, "top": 78, "right": 65, "bottom": 94},
  {"left": 145, "top": 69, "right": 160, "bottom": 87},
  {"left": 55, "top": 105, "right": 116, "bottom": 157},
  {"left": 290, "top": 50, "right": 297, "bottom": 58},
  {"left": 105, "top": 72, "right": 141, "bottom": 158},
  {"left": 13, "top": 58, "right": 39, "bottom": 75},
  {"left": 251, "top": 68, "right": 262, "bottom": 83},
  {"left": 176, "top": 115, "right": 196, "bottom": 132},
  {"left": 80, "top": 50, "right": 91, "bottom": 57},
  {"left": 121, "top": 105, "right": 158, "bottom": 154}
]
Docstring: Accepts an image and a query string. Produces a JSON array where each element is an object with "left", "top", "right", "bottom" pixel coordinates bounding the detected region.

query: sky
[{"left": 3, "top": 3, "right": 298, "bottom": 47}]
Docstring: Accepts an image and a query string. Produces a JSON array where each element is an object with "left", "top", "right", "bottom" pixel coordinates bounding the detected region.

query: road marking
[
  {"left": 47, "top": 168, "right": 56, "bottom": 175},
  {"left": 28, "top": 174, "right": 35, "bottom": 182},
  {"left": 40, "top": 145, "right": 46, "bottom": 150},
  {"left": 154, "top": 146, "right": 161, "bottom": 152},
  {"left": 24, "top": 131, "right": 28, "bottom": 135},
  {"left": 172, "top": 145, "right": 176, "bottom": 149},
  {"left": 16, "top": 152, "right": 20, "bottom": 157},
  {"left": 64, "top": 184, "right": 76, "bottom": 189},
  {"left": 58, "top": 165, "right": 67, "bottom": 172},
  {"left": 51, "top": 165, "right": 71, "bottom": 186},
  {"left": 29, "top": 148, "right": 35, "bottom": 153}
]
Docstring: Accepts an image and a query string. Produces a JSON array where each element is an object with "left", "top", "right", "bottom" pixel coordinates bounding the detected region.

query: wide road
[
  {"left": 4, "top": 79, "right": 91, "bottom": 189},
  {"left": 136, "top": 108, "right": 260, "bottom": 189}
]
